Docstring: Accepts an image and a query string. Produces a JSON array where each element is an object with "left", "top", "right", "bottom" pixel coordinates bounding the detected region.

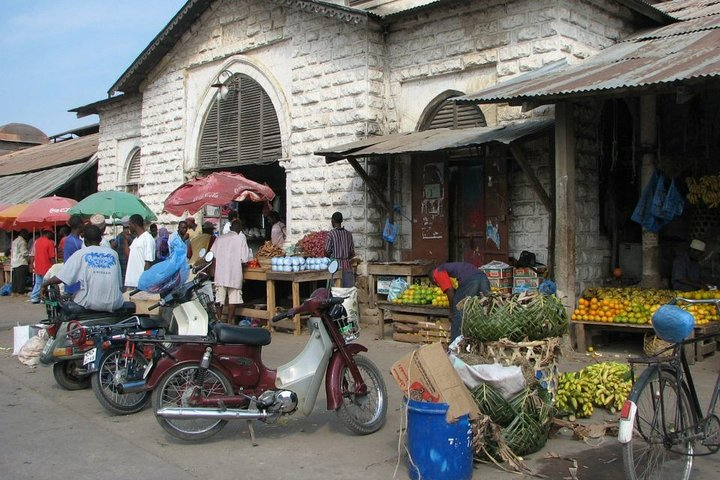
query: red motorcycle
[{"left": 145, "top": 259, "right": 387, "bottom": 441}]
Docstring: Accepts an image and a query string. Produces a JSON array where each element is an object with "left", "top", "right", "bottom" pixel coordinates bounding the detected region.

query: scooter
[
  {"left": 79, "top": 257, "right": 216, "bottom": 414},
  {"left": 145, "top": 258, "right": 387, "bottom": 441},
  {"left": 39, "top": 286, "right": 139, "bottom": 390}
]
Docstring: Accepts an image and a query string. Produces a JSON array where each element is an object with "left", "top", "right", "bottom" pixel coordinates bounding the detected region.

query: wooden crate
[{"left": 391, "top": 312, "right": 450, "bottom": 344}]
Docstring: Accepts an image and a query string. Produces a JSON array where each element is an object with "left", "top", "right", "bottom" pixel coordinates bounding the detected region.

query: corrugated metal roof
[
  {"left": 0, "top": 133, "right": 98, "bottom": 176},
  {"left": 315, "top": 118, "right": 553, "bottom": 162},
  {"left": 653, "top": 0, "right": 720, "bottom": 20},
  {"left": 455, "top": 13, "right": 720, "bottom": 105},
  {"left": 0, "top": 156, "right": 97, "bottom": 204}
]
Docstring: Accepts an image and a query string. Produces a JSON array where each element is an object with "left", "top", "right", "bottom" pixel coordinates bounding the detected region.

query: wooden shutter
[
  {"left": 426, "top": 102, "right": 486, "bottom": 130},
  {"left": 126, "top": 149, "right": 141, "bottom": 183},
  {"left": 199, "top": 74, "right": 281, "bottom": 169}
]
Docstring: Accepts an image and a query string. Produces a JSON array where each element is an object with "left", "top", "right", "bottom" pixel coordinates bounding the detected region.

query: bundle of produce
[
  {"left": 554, "top": 361, "right": 631, "bottom": 420},
  {"left": 472, "top": 384, "right": 551, "bottom": 458},
  {"left": 391, "top": 283, "right": 450, "bottom": 307},
  {"left": 462, "top": 291, "right": 568, "bottom": 342},
  {"left": 686, "top": 174, "right": 720, "bottom": 207},
  {"left": 295, "top": 231, "right": 328, "bottom": 258},
  {"left": 256, "top": 241, "right": 285, "bottom": 258},
  {"left": 572, "top": 287, "right": 674, "bottom": 325}
]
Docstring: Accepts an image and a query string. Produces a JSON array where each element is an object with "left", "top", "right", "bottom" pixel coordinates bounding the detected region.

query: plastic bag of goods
[
  {"left": 387, "top": 278, "right": 409, "bottom": 302},
  {"left": 652, "top": 305, "right": 694, "bottom": 343},
  {"left": 138, "top": 235, "right": 190, "bottom": 294},
  {"left": 331, "top": 286, "right": 359, "bottom": 328}
]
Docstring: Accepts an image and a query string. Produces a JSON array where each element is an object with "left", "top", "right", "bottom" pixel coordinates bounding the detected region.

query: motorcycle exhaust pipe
[
  {"left": 156, "top": 407, "right": 271, "bottom": 421},
  {"left": 116, "top": 380, "right": 147, "bottom": 394}
]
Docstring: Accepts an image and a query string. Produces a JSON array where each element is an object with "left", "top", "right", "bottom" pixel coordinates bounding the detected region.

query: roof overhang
[
  {"left": 315, "top": 118, "right": 554, "bottom": 163},
  {"left": 455, "top": 13, "right": 720, "bottom": 107},
  {"left": 0, "top": 133, "right": 99, "bottom": 176}
]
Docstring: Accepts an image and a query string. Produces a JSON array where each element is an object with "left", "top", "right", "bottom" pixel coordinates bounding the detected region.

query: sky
[{"left": 0, "top": 0, "right": 187, "bottom": 137}]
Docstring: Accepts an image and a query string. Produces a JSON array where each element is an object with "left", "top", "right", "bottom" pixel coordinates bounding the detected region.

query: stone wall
[{"left": 96, "top": 95, "right": 143, "bottom": 191}]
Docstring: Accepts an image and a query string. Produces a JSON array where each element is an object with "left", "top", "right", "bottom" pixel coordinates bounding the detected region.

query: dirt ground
[{"left": 1, "top": 295, "right": 718, "bottom": 479}]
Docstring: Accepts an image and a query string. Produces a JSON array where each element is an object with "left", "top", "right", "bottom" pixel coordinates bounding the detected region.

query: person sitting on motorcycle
[{"left": 40, "top": 225, "right": 125, "bottom": 313}]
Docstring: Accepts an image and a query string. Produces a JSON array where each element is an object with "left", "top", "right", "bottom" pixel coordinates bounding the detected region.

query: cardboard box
[
  {"left": 481, "top": 267, "right": 513, "bottom": 279},
  {"left": 513, "top": 266, "right": 547, "bottom": 278},
  {"left": 513, "top": 277, "right": 541, "bottom": 288},
  {"left": 488, "top": 278, "right": 513, "bottom": 289},
  {"left": 390, "top": 342, "right": 481, "bottom": 422}
]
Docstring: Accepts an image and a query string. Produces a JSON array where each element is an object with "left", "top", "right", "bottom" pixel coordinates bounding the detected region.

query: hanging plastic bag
[
  {"left": 658, "top": 178, "right": 685, "bottom": 220},
  {"left": 649, "top": 174, "right": 667, "bottom": 219},
  {"left": 138, "top": 235, "right": 190, "bottom": 294},
  {"left": 631, "top": 171, "right": 668, "bottom": 233},
  {"left": 382, "top": 218, "right": 398, "bottom": 244},
  {"left": 387, "top": 278, "right": 409, "bottom": 301}
]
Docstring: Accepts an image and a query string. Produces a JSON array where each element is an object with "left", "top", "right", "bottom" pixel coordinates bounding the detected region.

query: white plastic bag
[
  {"left": 450, "top": 354, "right": 526, "bottom": 399},
  {"left": 387, "top": 278, "right": 408, "bottom": 302}
]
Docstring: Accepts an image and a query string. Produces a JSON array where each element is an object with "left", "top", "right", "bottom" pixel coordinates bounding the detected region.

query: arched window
[
  {"left": 125, "top": 148, "right": 141, "bottom": 195},
  {"left": 198, "top": 73, "right": 282, "bottom": 169},
  {"left": 419, "top": 92, "right": 487, "bottom": 131}
]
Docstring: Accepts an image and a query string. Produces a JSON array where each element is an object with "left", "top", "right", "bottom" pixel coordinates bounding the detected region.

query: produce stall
[{"left": 570, "top": 287, "right": 720, "bottom": 361}]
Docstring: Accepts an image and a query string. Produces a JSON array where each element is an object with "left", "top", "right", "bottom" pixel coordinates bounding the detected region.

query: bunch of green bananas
[{"left": 554, "top": 361, "right": 631, "bottom": 420}]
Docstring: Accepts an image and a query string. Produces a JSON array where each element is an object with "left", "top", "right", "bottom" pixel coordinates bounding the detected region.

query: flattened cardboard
[{"left": 390, "top": 342, "right": 480, "bottom": 422}]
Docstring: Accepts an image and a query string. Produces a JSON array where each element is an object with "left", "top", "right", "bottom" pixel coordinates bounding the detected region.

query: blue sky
[{"left": 0, "top": 0, "right": 187, "bottom": 137}]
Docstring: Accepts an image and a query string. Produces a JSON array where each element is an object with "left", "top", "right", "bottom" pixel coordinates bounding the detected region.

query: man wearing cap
[
  {"left": 324, "top": 211, "right": 355, "bottom": 287},
  {"left": 28, "top": 229, "right": 56, "bottom": 304},
  {"left": 88, "top": 214, "right": 112, "bottom": 249},
  {"left": 432, "top": 262, "right": 491, "bottom": 342},
  {"left": 672, "top": 239, "right": 706, "bottom": 291},
  {"left": 40, "top": 225, "right": 124, "bottom": 313},
  {"left": 190, "top": 221, "right": 216, "bottom": 264}
]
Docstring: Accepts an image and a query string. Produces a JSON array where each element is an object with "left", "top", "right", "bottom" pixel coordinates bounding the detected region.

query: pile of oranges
[{"left": 572, "top": 297, "right": 634, "bottom": 323}]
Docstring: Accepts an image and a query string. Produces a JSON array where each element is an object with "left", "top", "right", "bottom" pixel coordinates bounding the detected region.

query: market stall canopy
[
  {"left": 14, "top": 196, "right": 77, "bottom": 230},
  {"left": 315, "top": 119, "right": 554, "bottom": 162},
  {"left": 163, "top": 171, "right": 276, "bottom": 216},
  {"left": 68, "top": 190, "right": 157, "bottom": 221},
  {"left": 0, "top": 204, "right": 28, "bottom": 231},
  {"left": 453, "top": 5, "right": 720, "bottom": 107}
]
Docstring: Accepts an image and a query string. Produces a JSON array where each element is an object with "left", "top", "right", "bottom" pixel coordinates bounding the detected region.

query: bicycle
[{"left": 619, "top": 297, "right": 720, "bottom": 480}]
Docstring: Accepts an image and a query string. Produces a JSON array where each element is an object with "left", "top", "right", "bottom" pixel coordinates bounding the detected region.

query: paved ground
[{"left": 0, "top": 295, "right": 718, "bottom": 479}]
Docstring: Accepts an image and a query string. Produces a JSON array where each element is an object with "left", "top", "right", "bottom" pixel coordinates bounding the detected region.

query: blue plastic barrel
[{"left": 406, "top": 399, "right": 473, "bottom": 480}]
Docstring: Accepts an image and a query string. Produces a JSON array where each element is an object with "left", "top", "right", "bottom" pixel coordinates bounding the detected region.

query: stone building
[{"left": 72, "top": 0, "right": 675, "bottom": 306}]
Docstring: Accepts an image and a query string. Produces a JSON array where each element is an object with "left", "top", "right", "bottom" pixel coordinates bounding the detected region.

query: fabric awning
[
  {"left": 315, "top": 118, "right": 554, "bottom": 162},
  {"left": 0, "top": 155, "right": 97, "bottom": 204}
]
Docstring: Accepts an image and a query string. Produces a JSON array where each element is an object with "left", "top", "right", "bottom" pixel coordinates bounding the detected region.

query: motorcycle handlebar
[
  {"left": 148, "top": 302, "right": 161, "bottom": 311},
  {"left": 271, "top": 309, "right": 294, "bottom": 323},
  {"left": 128, "top": 288, "right": 141, "bottom": 296}
]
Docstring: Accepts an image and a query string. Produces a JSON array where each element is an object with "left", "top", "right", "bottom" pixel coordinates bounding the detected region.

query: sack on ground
[
  {"left": 450, "top": 355, "right": 525, "bottom": 399},
  {"left": 17, "top": 329, "right": 48, "bottom": 366},
  {"left": 331, "top": 286, "right": 358, "bottom": 326}
]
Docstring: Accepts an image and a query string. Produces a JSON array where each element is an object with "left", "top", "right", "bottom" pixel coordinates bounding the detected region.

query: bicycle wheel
[{"left": 623, "top": 366, "right": 695, "bottom": 480}]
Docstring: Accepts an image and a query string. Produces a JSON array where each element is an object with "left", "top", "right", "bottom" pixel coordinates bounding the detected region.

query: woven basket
[
  {"left": 471, "top": 383, "right": 515, "bottom": 427},
  {"left": 643, "top": 333, "right": 674, "bottom": 357},
  {"left": 462, "top": 292, "right": 568, "bottom": 343}
]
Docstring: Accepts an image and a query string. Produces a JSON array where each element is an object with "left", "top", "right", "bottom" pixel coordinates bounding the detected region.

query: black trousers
[{"left": 11, "top": 264, "right": 29, "bottom": 294}]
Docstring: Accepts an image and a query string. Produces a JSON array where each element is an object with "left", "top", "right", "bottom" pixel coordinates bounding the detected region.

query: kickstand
[{"left": 247, "top": 420, "right": 258, "bottom": 446}]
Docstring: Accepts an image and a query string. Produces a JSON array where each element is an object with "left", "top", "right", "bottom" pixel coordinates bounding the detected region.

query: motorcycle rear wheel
[
  {"left": 53, "top": 360, "right": 91, "bottom": 390},
  {"left": 91, "top": 348, "right": 151, "bottom": 415},
  {"left": 153, "top": 363, "right": 233, "bottom": 441},
  {"left": 336, "top": 355, "right": 388, "bottom": 435}
]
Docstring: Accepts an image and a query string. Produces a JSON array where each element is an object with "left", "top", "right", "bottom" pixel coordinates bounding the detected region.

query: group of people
[{"left": 7, "top": 207, "right": 360, "bottom": 328}]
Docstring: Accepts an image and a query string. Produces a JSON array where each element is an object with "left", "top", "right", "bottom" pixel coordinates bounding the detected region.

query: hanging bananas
[
  {"left": 554, "top": 362, "right": 632, "bottom": 419},
  {"left": 687, "top": 175, "right": 720, "bottom": 208}
]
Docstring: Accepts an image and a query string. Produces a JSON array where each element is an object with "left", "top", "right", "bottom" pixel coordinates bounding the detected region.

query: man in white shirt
[
  {"left": 41, "top": 225, "right": 125, "bottom": 312},
  {"left": 124, "top": 214, "right": 156, "bottom": 290},
  {"left": 11, "top": 229, "right": 30, "bottom": 297},
  {"left": 211, "top": 219, "right": 251, "bottom": 324}
]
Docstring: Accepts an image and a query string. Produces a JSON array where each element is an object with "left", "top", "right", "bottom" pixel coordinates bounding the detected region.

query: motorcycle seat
[
  {"left": 59, "top": 301, "right": 137, "bottom": 320},
  {"left": 138, "top": 316, "right": 166, "bottom": 329},
  {"left": 213, "top": 323, "right": 271, "bottom": 346}
]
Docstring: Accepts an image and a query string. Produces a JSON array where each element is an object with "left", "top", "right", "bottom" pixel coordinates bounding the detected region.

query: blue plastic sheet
[{"left": 138, "top": 235, "right": 190, "bottom": 294}]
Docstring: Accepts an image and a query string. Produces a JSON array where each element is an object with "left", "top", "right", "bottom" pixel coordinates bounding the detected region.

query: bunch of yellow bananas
[
  {"left": 687, "top": 175, "right": 720, "bottom": 208},
  {"left": 555, "top": 362, "right": 632, "bottom": 420}
]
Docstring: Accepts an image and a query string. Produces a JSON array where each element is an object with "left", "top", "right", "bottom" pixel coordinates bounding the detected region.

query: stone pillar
[
  {"left": 555, "top": 102, "right": 577, "bottom": 310},
  {"left": 639, "top": 95, "right": 663, "bottom": 288}
]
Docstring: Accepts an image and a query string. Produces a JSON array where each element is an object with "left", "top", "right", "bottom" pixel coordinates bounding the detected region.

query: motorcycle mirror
[
  {"left": 328, "top": 259, "right": 339, "bottom": 274},
  {"left": 204, "top": 251, "right": 214, "bottom": 262}
]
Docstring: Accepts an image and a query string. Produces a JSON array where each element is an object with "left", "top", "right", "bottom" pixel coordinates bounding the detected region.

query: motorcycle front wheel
[
  {"left": 53, "top": 360, "right": 91, "bottom": 390},
  {"left": 91, "top": 348, "right": 151, "bottom": 415},
  {"left": 336, "top": 355, "right": 388, "bottom": 434},
  {"left": 152, "top": 363, "right": 233, "bottom": 441}
]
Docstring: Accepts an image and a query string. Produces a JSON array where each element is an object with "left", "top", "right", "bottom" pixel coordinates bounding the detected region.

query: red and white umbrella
[
  {"left": 14, "top": 196, "right": 77, "bottom": 230},
  {"left": 163, "top": 171, "right": 276, "bottom": 216}
]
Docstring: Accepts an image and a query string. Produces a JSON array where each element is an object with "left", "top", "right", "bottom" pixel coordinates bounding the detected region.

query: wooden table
[
  {"left": 238, "top": 267, "right": 336, "bottom": 335},
  {"left": 376, "top": 300, "right": 450, "bottom": 340},
  {"left": 572, "top": 320, "right": 720, "bottom": 363}
]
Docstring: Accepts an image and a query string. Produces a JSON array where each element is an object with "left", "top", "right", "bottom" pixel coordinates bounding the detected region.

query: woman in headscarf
[{"left": 155, "top": 227, "right": 170, "bottom": 262}]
